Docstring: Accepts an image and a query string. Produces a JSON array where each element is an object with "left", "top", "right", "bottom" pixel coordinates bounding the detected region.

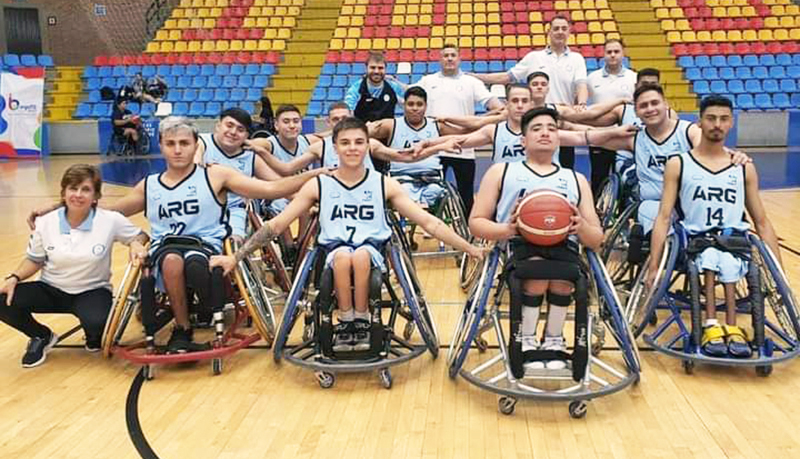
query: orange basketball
[{"left": 516, "top": 191, "right": 574, "bottom": 246}]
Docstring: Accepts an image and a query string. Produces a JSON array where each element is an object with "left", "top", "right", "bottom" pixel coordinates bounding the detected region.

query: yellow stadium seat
[
  {"left": 204, "top": 0, "right": 216, "bottom": 7},
  {"left": 727, "top": 30, "right": 742, "bottom": 41},
  {"left": 230, "top": 40, "right": 243, "bottom": 51},
  {"left": 200, "top": 40, "right": 213, "bottom": 52},
  {"left": 487, "top": 24, "right": 501, "bottom": 35},
  {"left": 355, "top": 38, "right": 370, "bottom": 50},
  {"left": 445, "top": 25, "right": 458, "bottom": 36},
  {"left": 419, "top": 15, "right": 431, "bottom": 25},
  {"left": 460, "top": 13, "right": 471, "bottom": 24},
  {"left": 461, "top": 3, "right": 472, "bottom": 13},
  {"left": 264, "top": 29, "right": 276, "bottom": 39},
  {"left": 257, "top": 17, "right": 269, "bottom": 27},
  {"left": 211, "top": 7, "right": 223, "bottom": 16},
  {"left": 387, "top": 38, "right": 400, "bottom": 49},
  {"left": 458, "top": 36, "right": 473, "bottom": 48},
  {"left": 259, "top": 39, "right": 273, "bottom": 51},
  {"left": 180, "top": 0, "right": 192, "bottom": 7},
  {"left": 400, "top": 38, "right": 413, "bottom": 48},
  {"left": 347, "top": 28, "right": 360, "bottom": 38},
  {"left": 217, "top": 0, "right": 228, "bottom": 6},
  {"left": 682, "top": 30, "right": 697, "bottom": 41},
  {"left": 215, "top": 40, "right": 229, "bottom": 51},
  {"left": 666, "top": 31, "right": 681, "bottom": 43},
  {"left": 155, "top": 30, "right": 168, "bottom": 41},
  {"left": 269, "top": 17, "right": 281, "bottom": 27},
  {"left": 446, "top": 3, "right": 458, "bottom": 13},
  {"left": 781, "top": 16, "right": 794, "bottom": 27},
  {"left": 406, "top": 15, "right": 419, "bottom": 26},
  {"left": 588, "top": 21, "right": 602, "bottom": 32},
  {"left": 170, "top": 30, "right": 183, "bottom": 40},
  {"left": 554, "top": 1, "right": 568, "bottom": 9},
  {"left": 446, "top": 13, "right": 458, "bottom": 23},
  {"left": 188, "top": 41, "right": 201, "bottom": 52},
  {"left": 353, "top": 5, "right": 366, "bottom": 15},
  {"left": 765, "top": 17, "right": 779, "bottom": 28},
  {"left": 180, "top": 8, "right": 194, "bottom": 18},
  {"left": 392, "top": 15, "right": 404, "bottom": 26},
  {"left": 272, "top": 40, "right": 285, "bottom": 51},
  {"left": 277, "top": 28, "right": 291, "bottom": 39},
  {"left": 242, "top": 17, "right": 255, "bottom": 28},
  {"left": 430, "top": 37, "right": 444, "bottom": 48},
  {"left": 533, "top": 35, "right": 547, "bottom": 46},
  {"left": 662, "top": 19, "right": 676, "bottom": 31},
  {"left": 192, "top": 0, "right": 203, "bottom": 7},
  {"left": 503, "top": 36, "right": 516, "bottom": 47},
  {"left": 651, "top": 0, "right": 663, "bottom": 7},
  {"left": 247, "top": 6, "right": 259, "bottom": 16},
  {"left": 202, "top": 18, "right": 214, "bottom": 28},
  {"left": 487, "top": 3, "right": 499, "bottom": 12},
  {"left": 675, "top": 19, "right": 690, "bottom": 30},
  {"left": 285, "top": 17, "right": 297, "bottom": 27},
  {"left": 432, "top": 26, "right": 444, "bottom": 36},
  {"left": 196, "top": 7, "right": 209, "bottom": 17},
  {"left": 655, "top": 8, "right": 669, "bottom": 19},
  {"left": 591, "top": 33, "right": 605, "bottom": 44},
  {"left": 337, "top": 17, "right": 350, "bottom": 27},
  {"left": 576, "top": 33, "right": 590, "bottom": 45},
  {"left": 567, "top": 36, "right": 576, "bottom": 46},
  {"left": 669, "top": 7, "right": 683, "bottom": 17},
  {"left": 350, "top": 17, "right": 363, "bottom": 26},
  {"left": 244, "top": 40, "right": 257, "bottom": 51},
  {"left": 664, "top": 0, "right": 678, "bottom": 7},
  {"left": 415, "top": 37, "right": 428, "bottom": 48},
  {"left": 288, "top": 6, "right": 300, "bottom": 15},
  {"left": 487, "top": 13, "right": 500, "bottom": 23},
  {"left": 408, "top": 5, "right": 419, "bottom": 14},
  {"left": 474, "top": 24, "right": 487, "bottom": 35},
  {"left": 341, "top": 5, "right": 353, "bottom": 14},
  {"left": 599, "top": 10, "right": 613, "bottom": 20},
  {"left": 474, "top": 36, "right": 488, "bottom": 47},
  {"left": 518, "top": 35, "right": 531, "bottom": 46},
  {"left": 160, "top": 41, "right": 174, "bottom": 52},
  {"left": 788, "top": 5, "right": 800, "bottom": 15},
  {"left": 729, "top": 6, "right": 741, "bottom": 16},
  {"left": 530, "top": 23, "right": 544, "bottom": 34},
  {"left": 173, "top": 8, "right": 185, "bottom": 18},
  {"left": 329, "top": 39, "right": 343, "bottom": 51},
  {"left": 459, "top": 25, "right": 472, "bottom": 35},
  {"left": 791, "top": 29, "right": 800, "bottom": 40},
  {"left": 333, "top": 28, "right": 346, "bottom": 39},
  {"left": 596, "top": 0, "right": 609, "bottom": 7},
  {"left": 175, "top": 41, "right": 189, "bottom": 52},
  {"left": 421, "top": 5, "right": 432, "bottom": 14},
  {"left": 604, "top": 21, "right": 617, "bottom": 32},
  {"left": 569, "top": 0, "right": 582, "bottom": 8},
  {"left": 571, "top": 10, "right": 584, "bottom": 21},
  {"left": 741, "top": 29, "right": 757, "bottom": 40},
  {"left": 487, "top": 36, "right": 501, "bottom": 47},
  {"left": 530, "top": 11, "right": 542, "bottom": 22},
  {"left": 742, "top": 6, "right": 755, "bottom": 15},
  {"left": 168, "top": 19, "right": 181, "bottom": 29},
  {"left": 585, "top": 10, "right": 599, "bottom": 20},
  {"left": 711, "top": 30, "right": 726, "bottom": 41},
  {"left": 474, "top": 3, "right": 485, "bottom": 13},
  {"left": 372, "top": 38, "right": 386, "bottom": 49},
  {"left": 583, "top": 0, "right": 596, "bottom": 8},
  {"left": 774, "top": 29, "right": 790, "bottom": 40},
  {"left": 145, "top": 42, "right": 160, "bottom": 53}
]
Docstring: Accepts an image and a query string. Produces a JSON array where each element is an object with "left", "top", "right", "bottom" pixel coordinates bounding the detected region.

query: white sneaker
[
  {"left": 542, "top": 336, "right": 567, "bottom": 370},
  {"left": 522, "top": 336, "right": 545, "bottom": 371}
]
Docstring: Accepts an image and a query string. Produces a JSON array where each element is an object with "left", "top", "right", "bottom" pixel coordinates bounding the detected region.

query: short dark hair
[
  {"left": 550, "top": 14, "right": 571, "bottom": 26},
  {"left": 442, "top": 42, "right": 459, "bottom": 52},
  {"left": 60, "top": 164, "right": 102, "bottom": 207},
  {"left": 505, "top": 83, "right": 530, "bottom": 97},
  {"left": 526, "top": 71, "right": 550, "bottom": 83},
  {"left": 219, "top": 107, "right": 252, "bottom": 131},
  {"left": 604, "top": 38, "right": 624, "bottom": 48},
  {"left": 332, "top": 117, "right": 369, "bottom": 142},
  {"left": 275, "top": 104, "right": 301, "bottom": 119},
  {"left": 700, "top": 94, "right": 734, "bottom": 115},
  {"left": 366, "top": 51, "right": 385, "bottom": 66},
  {"left": 636, "top": 68, "right": 661, "bottom": 83},
  {"left": 633, "top": 83, "right": 664, "bottom": 103},
  {"left": 405, "top": 86, "right": 427, "bottom": 102},
  {"left": 521, "top": 107, "right": 560, "bottom": 132},
  {"left": 327, "top": 101, "right": 349, "bottom": 114}
]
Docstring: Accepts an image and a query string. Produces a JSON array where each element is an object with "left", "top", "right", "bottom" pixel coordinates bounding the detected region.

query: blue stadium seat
[
  {"left": 112, "top": 65, "right": 126, "bottom": 77},
  {"left": 200, "top": 64, "right": 215, "bottom": 76},
  {"left": 204, "top": 102, "right": 221, "bottom": 117},
  {"left": 320, "top": 63, "right": 335, "bottom": 75},
  {"left": 207, "top": 75, "right": 223, "bottom": 87},
  {"left": 396, "top": 74, "right": 411, "bottom": 84},
  {"left": 83, "top": 67, "right": 98, "bottom": 78},
  {"left": 428, "top": 62, "right": 441, "bottom": 72},
  {"left": 503, "top": 60, "right": 515, "bottom": 71},
  {"left": 726, "top": 55, "right": 742, "bottom": 67},
  {"left": 709, "top": 80, "right": 727, "bottom": 93},
  {"left": 230, "top": 64, "right": 244, "bottom": 76},
  {"left": 222, "top": 75, "right": 237, "bottom": 87},
  {"left": 163, "top": 76, "right": 176, "bottom": 88},
  {"left": 332, "top": 75, "right": 348, "bottom": 87},
  {"left": 793, "top": 54, "right": 800, "bottom": 66},
  {"left": 745, "top": 80, "right": 762, "bottom": 93},
  {"left": 156, "top": 64, "right": 171, "bottom": 76},
  {"left": 307, "top": 101, "right": 323, "bottom": 117},
  {"left": 694, "top": 55, "right": 711, "bottom": 67},
  {"left": 352, "top": 63, "right": 366, "bottom": 74},
  {"left": 86, "top": 78, "right": 101, "bottom": 90},
  {"left": 141, "top": 65, "right": 157, "bottom": 78},
  {"left": 126, "top": 65, "right": 142, "bottom": 76},
  {"left": 693, "top": 81, "right": 711, "bottom": 95},
  {"left": 488, "top": 61, "right": 503, "bottom": 72},
  {"left": 198, "top": 89, "right": 214, "bottom": 102},
  {"left": 336, "top": 63, "right": 351, "bottom": 75},
  {"left": 760, "top": 54, "right": 776, "bottom": 66},
  {"left": 20, "top": 53, "right": 40, "bottom": 66},
  {"left": 172, "top": 102, "right": 189, "bottom": 116},
  {"left": 182, "top": 89, "right": 198, "bottom": 102},
  {"left": 311, "top": 87, "right": 326, "bottom": 101},
  {"left": 754, "top": 93, "right": 772, "bottom": 109},
  {"left": 240, "top": 102, "right": 255, "bottom": 113},
  {"left": 735, "top": 67, "right": 752, "bottom": 79},
  {"left": 328, "top": 87, "right": 344, "bottom": 100},
  {"left": 245, "top": 63, "right": 260, "bottom": 75},
  {"left": 792, "top": 93, "right": 800, "bottom": 106},
  {"left": 678, "top": 56, "right": 694, "bottom": 68},
  {"left": 780, "top": 79, "right": 797, "bottom": 92},
  {"left": 88, "top": 90, "right": 101, "bottom": 103},
  {"left": 710, "top": 55, "right": 726, "bottom": 67},
  {"left": 752, "top": 66, "right": 769, "bottom": 79},
  {"left": 100, "top": 77, "right": 116, "bottom": 88},
  {"left": 128, "top": 102, "right": 140, "bottom": 114},
  {"left": 115, "top": 77, "right": 128, "bottom": 87},
  {"left": 685, "top": 68, "right": 702, "bottom": 80},
  {"left": 177, "top": 75, "right": 192, "bottom": 88},
  {"left": 701, "top": 67, "right": 719, "bottom": 80},
  {"left": 237, "top": 75, "right": 253, "bottom": 88},
  {"left": 213, "top": 89, "right": 229, "bottom": 101},
  {"left": 253, "top": 75, "right": 269, "bottom": 88},
  {"left": 769, "top": 66, "right": 786, "bottom": 79},
  {"left": 191, "top": 76, "right": 208, "bottom": 88},
  {"left": 37, "top": 55, "right": 53, "bottom": 67},
  {"left": 586, "top": 57, "right": 598, "bottom": 69},
  {"left": 719, "top": 67, "right": 735, "bottom": 80},
  {"left": 259, "top": 64, "right": 275, "bottom": 75},
  {"left": 246, "top": 88, "right": 261, "bottom": 101},
  {"left": 189, "top": 102, "right": 205, "bottom": 117},
  {"left": 166, "top": 89, "right": 182, "bottom": 102},
  {"left": 776, "top": 54, "right": 792, "bottom": 66},
  {"left": 728, "top": 80, "right": 745, "bottom": 94},
  {"left": 186, "top": 65, "right": 201, "bottom": 76},
  {"left": 787, "top": 65, "right": 800, "bottom": 78},
  {"left": 459, "top": 61, "right": 473, "bottom": 72},
  {"left": 92, "top": 103, "right": 112, "bottom": 118},
  {"left": 762, "top": 79, "right": 779, "bottom": 93},
  {"left": 318, "top": 75, "right": 332, "bottom": 87},
  {"left": 773, "top": 93, "right": 791, "bottom": 109},
  {"left": 3, "top": 54, "right": 20, "bottom": 66},
  {"left": 230, "top": 88, "right": 245, "bottom": 102},
  {"left": 472, "top": 61, "right": 488, "bottom": 73},
  {"left": 412, "top": 62, "right": 427, "bottom": 74},
  {"left": 386, "top": 63, "right": 397, "bottom": 74},
  {"left": 74, "top": 103, "right": 92, "bottom": 119},
  {"left": 743, "top": 54, "right": 759, "bottom": 66},
  {"left": 736, "top": 94, "right": 755, "bottom": 110},
  {"left": 215, "top": 64, "right": 230, "bottom": 76},
  {"left": 140, "top": 103, "right": 156, "bottom": 117},
  {"left": 97, "top": 66, "right": 112, "bottom": 77}
]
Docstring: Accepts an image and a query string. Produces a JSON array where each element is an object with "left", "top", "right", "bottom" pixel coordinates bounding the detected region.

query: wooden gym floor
[{"left": 1, "top": 155, "right": 800, "bottom": 459}]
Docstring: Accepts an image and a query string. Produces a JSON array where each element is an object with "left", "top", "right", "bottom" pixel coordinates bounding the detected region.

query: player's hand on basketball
[
  {"left": 726, "top": 147, "right": 752, "bottom": 165},
  {"left": 0, "top": 276, "right": 18, "bottom": 306},
  {"left": 209, "top": 255, "right": 237, "bottom": 276},
  {"left": 567, "top": 203, "right": 583, "bottom": 235}
]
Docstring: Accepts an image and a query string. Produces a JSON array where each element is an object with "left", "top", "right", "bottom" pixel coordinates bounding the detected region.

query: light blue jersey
[
  {"left": 492, "top": 121, "right": 525, "bottom": 163},
  {"left": 267, "top": 133, "right": 312, "bottom": 214},
  {"left": 495, "top": 162, "right": 581, "bottom": 224},
  {"left": 616, "top": 103, "right": 640, "bottom": 168},
  {"left": 317, "top": 170, "right": 392, "bottom": 247},
  {"left": 634, "top": 119, "right": 693, "bottom": 201},
  {"left": 677, "top": 152, "right": 749, "bottom": 235},
  {"left": 320, "top": 135, "right": 375, "bottom": 170},
  {"left": 200, "top": 133, "right": 255, "bottom": 236},
  {"left": 145, "top": 165, "right": 228, "bottom": 252},
  {"left": 389, "top": 116, "right": 441, "bottom": 175}
]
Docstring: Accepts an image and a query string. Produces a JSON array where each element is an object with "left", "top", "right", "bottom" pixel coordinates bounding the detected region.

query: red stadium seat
[
  {"left": 516, "top": 24, "right": 529, "bottom": 35},
  {"left": 544, "top": 11, "right": 557, "bottom": 22},
  {"left": 229, "top": 17, "right": 243, "bottom": 28},
  {"left": 165, "top": 53, "right": 179, "bottom": 65},
  {"left": 434, "top": 4, "right": 445, "bottom": 14},
  {"left": 235, "top": 29, "right": 249, "bottom": 40},
  {"left": 501, "top": 3, "right": 513, "bottom": 12},
  {"left": 734, "top": 42, "right": 752, "bottom": 54},
  {"left": 699, "top": 7, "right": 712, "bottom": 17},
  {"left": 673, "top": 44, "right": 689, "bottom": 56},
  {"left": 541, "top": 1, "right": 554, "bottom": 10},
  {"left": 374, "top": 26, "right": 387, "bottom": 38},
  {"left": 251, "top": 51, "right": 266, "bottom": 64},
  {"left": 733, "top": 18, "right": 749, "bottom": 29},
  {"left": 136, "top": 55, "right": 151, "bottom": 65},
  {"left": 474, "top": 49, "right": 489, "bottom": 60},
  {"left": 210, "top": 29, "right": 224, "bottom": 40},
  {"left": 718, "top": 43, "right": 735, "bottom": 55},
  {"left": 248, "top": 29, "right": 261, "bottom": 40},
  {"left": 766, "top": 42, "right": 783, "bottom": 54},
  {"left": 362, "top": 27, "right": 374, "bottom": 39},
  {"left": 685, "top": 7, "right": 699, "bottom": 18},
  {"left": 488, "top": 49, "right": 504, "bottom": 60},
  {"left": 516, "top": 12, "right": 528, "bottom": 23},
  {"left": 429, "top": 49, "right": 441, "bottom": 61},
  {"left": 513, "top": 2, "right": 526, "bottom": 12},
  {"left": 340, "top": 51, "right": 355, "bottom": 63},
  {"left": 502, "top": 24, "right": 516, "bottom": 35},
  {"left": 418, "top": 26, "right": 430, "bottom": 36},
  {"left": 178, "top": 53, "right": 193, "bottom": 65},
  {"left": 433, "top": 14, "right": 445, "bottom": 25},
  {"left": 502, "top": 12, "right": 515, "bottom": 24},
  {"left": 413, "top": 50, "right": 428, "bottom": 61},
  {"left": 720, "top": 18, "right": 735, "bottom": 30},
  {"left": 217, "top": 18, "right": 229, "bottom": 29},
  {"left": 782, "top": 42, "right": 798, "bottom": 53},
  {"left": 384, "top": 50, "right": 398, "bottom": 61},
  {"left": 378, "top": 16, "right": 391, "bottom": 26},
  {"left": 504, "top": 48, "right": 520, "bottom": 60},
  {"left": 182, "top": 29, "right": 196, "bottom": 41},
  {"left": 122, "top": 55, "right": 136, "bottom": 65},
  {"left": 678, "top": 0, "right": 693, "bottom": 7},
  {"left": 222, "top": 53, "right": 237, "bottom": 64},
  {"left": 702, "top": 43, "right": 719, "bottom": 55},
  {"left": 399, "top": 50, "right": 413, "bottom": 61},
  {"left": 379, "top": 5, "right": 392, "bottom": 14},
  {"left": 365, "top": 16, "right": 376, "bottom": 26},
  {"left": 107, "top": 56, "right": 122, "bottom": 66},
  {"left": 325, "top": 51, "right": 340, "bottom": 63},
  {"left": 403, "top": 27, "right": 417, "bottom": 38},
  {"left": 389, "top": 27, "right": 403, "bottom": 38},
  {"left": 690, "top": 19, "right": 705, "bottom": 30},
  {"left": 459, "top": 48, "right": 473, "bottom": 60},
  {"left": 150, "top": 53, "right": 165, "bottom": 65},
  {"left": 751, "top": 17, "right": 764, "bottom": 29},
  {"left": 223, "top": 29, "right": 236, "bottom": 40},
  {"left": 756, "top": 5, "right": 770, "bottom": 16},
  {"left": 751, "top": 42, "right": 768, "bottom": 54},
  {"left": 573, "top": 22, "right": 588, "bottom": 33},
  {"left": 208, "top": 52, "right": 223, "bottom": 64},
  {"left": 518, "top": 47, "right": 533, "bottom": 57}
]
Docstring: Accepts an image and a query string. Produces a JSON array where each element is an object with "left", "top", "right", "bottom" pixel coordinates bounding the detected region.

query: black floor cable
[{"left": 126, "top": 368, "right": 160, "bottom": 459}]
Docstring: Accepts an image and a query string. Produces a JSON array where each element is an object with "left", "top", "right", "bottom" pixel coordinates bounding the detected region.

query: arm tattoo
[{"left": 233, "top": 222, "right": 276, "bottom": 264}]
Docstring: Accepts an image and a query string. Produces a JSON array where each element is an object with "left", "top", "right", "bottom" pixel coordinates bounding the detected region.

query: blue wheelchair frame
[{"left": 447, "top": 244, "right": 641, "bottom": 418}]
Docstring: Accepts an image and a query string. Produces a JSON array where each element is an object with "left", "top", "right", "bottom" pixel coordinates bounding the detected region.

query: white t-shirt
[
  {"left": 413, "top": 71, "right": 493, "bottom": 159},
  {"left": 27, "top": 208, "right": 143, "bottom": 294},
  {"left": 587, "top": 66, "right": 637, "bottom": 104},
  {"left": 508, "top": 47, "right": 588, "bottom": 105}
]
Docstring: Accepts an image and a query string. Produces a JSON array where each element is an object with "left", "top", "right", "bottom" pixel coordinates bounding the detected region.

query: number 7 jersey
[
  {"left": 677, "top": 152, "right": 749, "bottom": 235},
  {"left": 317, "top": 170, "right": 392, "bottom": 247}
]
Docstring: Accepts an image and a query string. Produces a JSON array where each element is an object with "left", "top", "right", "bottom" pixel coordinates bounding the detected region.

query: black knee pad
[
  {"left": 523, "top": 294, "right": 544, "bottom": 308},
  {"left": 627, "top": 223, "right": 645, "bottom": 264},
  {"left": 317, "top": 268, "right": 335, "bottom": 355},
  {"left": 139, "top": 275, "right": 157, "bottom": 337},
  {"left": 507, "top": 275, "right": 526, "bottom": 379},
  {"left": 547, "top": 292, "right": 572, "bottom": 307},
  {"left": 572, "top": 276, "right": 589, "bottom": 382}
]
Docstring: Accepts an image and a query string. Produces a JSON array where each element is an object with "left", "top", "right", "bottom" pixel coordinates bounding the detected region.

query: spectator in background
[
  {"left": 112, "top": 98, "right": 140, "bottom": 145},
  {"left": 471, "top": 15, "right": 588, "bottom": 168},
  {"left": 345, "top": 51, "right": 406, "bottom": 122},
  {"left": 413, "top": 43, "right": 505, "bottom": 215},
  {"left": 586, "top": 38, "right": 637, "bottom": 196},
  {"left": 145, "top": 75, "right": 167, "bottom": 103},
  {"left": 251, "top": 96, "right": 276, "bottom": 136}
]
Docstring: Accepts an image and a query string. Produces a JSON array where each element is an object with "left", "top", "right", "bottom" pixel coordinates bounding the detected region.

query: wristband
[{"left": 5, "top": 274, "right": 20, "bottom": 283}]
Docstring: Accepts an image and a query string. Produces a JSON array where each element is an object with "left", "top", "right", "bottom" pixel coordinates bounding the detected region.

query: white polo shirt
[
  {"left": 413, "top": 70, "right": 493, "bottom": 159},
  {"left": 587, "top": 65, "right": 637, "bottom": 104},
  {"left": 27, "top": 208, "right": 143, "bottom": 294},
  {"left": 508, "top": 46, "right": 588, "bottom": 105}
]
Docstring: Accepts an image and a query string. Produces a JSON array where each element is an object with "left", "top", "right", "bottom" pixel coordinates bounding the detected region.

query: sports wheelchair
[
  {"left": 391, "top": 170, "right": 470, "bottom": 256},
  {"left": 447, "top": 239, "right": 641, "bottom": 418},
  {"left": 595, "top": 157, "right": 638, "bottom": 231},
  {"left": 625, "top": 224, "right": 800, "bottom": 375},
  {"left": 106, "top": 122, "right": 150, "bottom": 156},
  {"left": 101, "top": 236, "right": 276, "bottom": 379},
  {"left": 272, "top": 214, "right": 439, "bottom": 389}
]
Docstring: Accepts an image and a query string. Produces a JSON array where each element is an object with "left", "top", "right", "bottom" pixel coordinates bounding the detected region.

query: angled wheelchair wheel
[
  {"left": 273, "top": 246, "right": 319, "bottom": 363},
  {"left": 137, "top": 130, "right": 151, "bottom": 155},
  {"left": 102, "top": 261, "right": 141, "bottom": 357},
  {"left": 231, "top": 251, "right": 277, "bottom": 345},
  {"left": 443, "top": 181, "right": 470, "bottom": 242},
  {"left": 601, "top": 202, "right": 638, "bottom": 291},
  {"left": 753, "top": 237, "right": 800, "bottom": 343},
  {"left": 247, "top": 206, "right": 292, "bottom": 293},
  {"left": 391, "top": 245, "right": 439, "bottom": 357},
  {"left": 595, "top": 174, "right": 619, "bottom": 230},
  {"left": 625, "top": 233, "right": 679, "bottom": 337},
  {"left": 459, "top": 239, "right": 486, "bottom": 291}
]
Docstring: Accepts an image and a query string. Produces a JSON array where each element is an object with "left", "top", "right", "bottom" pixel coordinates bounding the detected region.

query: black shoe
[
  {"left": 352, "top": 319, "right": 371, "bottom": 352},
  {"left": 167, "top": 326, "right": 194, "bottom": 353},
  {"left": 22, "top": 331, "right": 59, "bottom": 368},
  {"left": 85, "top": 336, "right": 102, "bottom": 353},
  {"left": 332, "top": 322, "right": 354, "bottom": 353}
]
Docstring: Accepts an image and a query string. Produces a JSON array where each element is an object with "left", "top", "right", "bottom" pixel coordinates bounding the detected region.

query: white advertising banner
[{"left": 0, "top": 68, "right": 44, "bottom": 157}]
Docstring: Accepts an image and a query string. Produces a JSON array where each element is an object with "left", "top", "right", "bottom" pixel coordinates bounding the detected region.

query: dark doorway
[{"left": 4, "top": 7, "right": 42, "bottom": 55}]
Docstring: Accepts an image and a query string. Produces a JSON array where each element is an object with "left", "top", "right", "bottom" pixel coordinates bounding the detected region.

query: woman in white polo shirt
[{"left": 0, "top": 164, "right": 147, "bottom": 368}]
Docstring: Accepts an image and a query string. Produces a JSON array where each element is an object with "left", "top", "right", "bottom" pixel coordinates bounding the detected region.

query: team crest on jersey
[
  {"left": 363, "top": 190, "right": 373, "bottom": 202},
  {"left": 557, "top": 178, "right": 569, "bottom": 190},
  {"left": 727, "top": 174, "right": 738, "bottom": 186},
  {"left": 187, "top": 185, "right": 197, "bottom": 197}
]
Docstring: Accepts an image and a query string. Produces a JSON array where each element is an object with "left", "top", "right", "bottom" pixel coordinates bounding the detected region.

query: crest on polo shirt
[{"left": 92, "top": 244, "right": 107, "bottom": 256}]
